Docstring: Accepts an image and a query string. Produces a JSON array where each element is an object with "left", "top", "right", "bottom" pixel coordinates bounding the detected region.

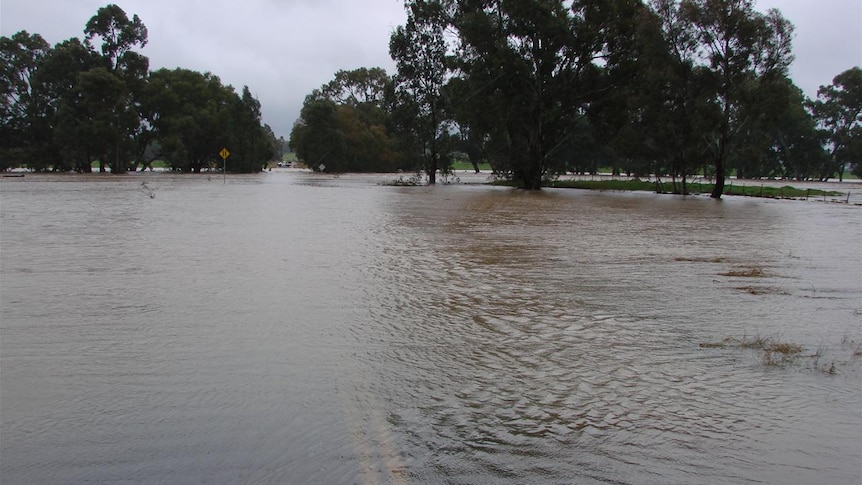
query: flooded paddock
[{"left": 1, "top": 171, "right": 860, "bottom": 484}]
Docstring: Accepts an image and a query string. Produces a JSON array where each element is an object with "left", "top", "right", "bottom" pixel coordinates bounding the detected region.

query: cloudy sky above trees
[{"left": 2, "top": 0, "right": 860, "bottom": 139}]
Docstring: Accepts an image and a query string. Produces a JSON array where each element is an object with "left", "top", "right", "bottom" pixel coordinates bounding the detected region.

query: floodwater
[{"left": 1, "top": 171, "right": 860, "bottom": 484}]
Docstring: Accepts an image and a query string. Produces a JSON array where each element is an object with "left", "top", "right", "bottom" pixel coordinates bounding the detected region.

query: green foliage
[
  {"left": 810, "top": 67, "right": 862, "bottom": 181},
  {"left": 0, "top": 31, "right": 51, "bottom": 170},
  {"left": 289, "top": 69, "right": 400, "bottom": 173},
  {"left": 84, "top": 3, "right": 148, "bottom": 73},
  {"left": 451, "top": 0, "right": 606, "bottom": 189},
  {"left": 0, "top": 4, "right": 276, "bottom": 174},
  {"left": 54, "top": 67, "right": 139, "bottom": 173},
  {"left": 390, "top": 3, "right": 451, "bottom": 183},
  {"left": 1, "top": 1, "right": 854, "bottom": 185},
  {"left": 507, "top": 178, "right": 842, "bottom": 200}
]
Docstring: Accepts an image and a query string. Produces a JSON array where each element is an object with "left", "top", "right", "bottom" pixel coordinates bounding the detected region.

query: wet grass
[
  {"left": 700, "top": 336, "right": 805, "bottom": 367},
  {"left": 700, "top": 335, "right": 803, "bottom": 368},
  {"left": 699, "top": 335, "right": 862, "bottom": 374},
  {"left": 381, "top": 174, "right": 424, "bottom": 186},
  {"left": 548, "top": 179, "right": 659, "bottom": 192},
  {"left": 701, "top": 335, "right": 800, "bottom": 353},
  {"left": 542, "top": 179, "right": 843, "bottom": 200},
  {"left": 452, "top": 161, "right": 492, "bottom": 171},
  {"left": 720, "top": 267, "right": 768, "bottom": 278},
  {"left": 674, "top": 256, "right": 728, "bottom": 263},
  {"left": 734, "top": 285, "right": 789, "bottom": 295},
  {"left": 842, "top": 336, "right": 862, "bottom": 358}
]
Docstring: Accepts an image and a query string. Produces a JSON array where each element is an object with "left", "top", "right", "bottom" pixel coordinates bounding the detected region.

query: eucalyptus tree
[
  {"left": 30, "top": 38, "right": 102, "bottom": 171},
  {"left": 424, "top": 0, "right": 649, "bottom": 189},
  {"left": 320, "top": 67, "right": 391, "bottom": 106},
  {"left": 0, "top": 31, "right": 50, "bottom": 170},
  {"left": 54, "top": 67, "right": 142, "bottom": 173},
  {"left": 226, "top": 86, "right": 279, "bottom": 173},
  {"left": 289, "top": 97, "right": 347, "bottom": 171},
  {"left": 143, "top": 68, "right": 234, "bottom": 172},
  {"left": 74, "top": 4, "right": 149, "bottom": 172},
  {"left": 290, "top": 68, "right": 400, "bottom": 173},
  {"left": 681, "top": 0, "right": 794, "bottom": 197},
  {"left": 727, "top": 74, "right": 820, "bottom": 179},
  {"left": 630, "top": 0, "right": 718, "bottom": 193},
  {"left": 390, "top": 1, "right": 452, "bottom": 184},
  {"left": 84, "top": 3, "right": 148, "bottom": 73},
  {"left": 810, "top": 67, "right": 862, "bottom": 181},
  {"left": 768, "top": 83, "right": 830, "bottom": 180},
  {"left": 450, "top": 0, "right": 581, "bottom": 189}
]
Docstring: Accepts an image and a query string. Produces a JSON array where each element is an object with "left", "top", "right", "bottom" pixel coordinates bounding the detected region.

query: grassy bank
[{"left": 545, "top": 178, "right": 844, "bottom": 200}]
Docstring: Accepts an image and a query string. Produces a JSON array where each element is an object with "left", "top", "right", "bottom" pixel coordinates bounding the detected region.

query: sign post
[{"left": 219, "top": 148, "right": 230, "bottom": 183}]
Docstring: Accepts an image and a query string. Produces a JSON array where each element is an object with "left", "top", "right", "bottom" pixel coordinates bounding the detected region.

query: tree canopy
[
  {"left": 286, "top": 0, "right": 854, "bottom": 192},
  {"left": 0, "top": 4, "right": 279, "bottom": 173},
  {"left": 3, "top": 2, "right": 857, "bottom": 187}
]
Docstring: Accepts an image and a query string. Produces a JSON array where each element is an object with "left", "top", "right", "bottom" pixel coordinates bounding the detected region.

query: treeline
[
  {"left": 0, "top": 4, "right": 281, "bottom": 173},
  {"left": 290, "top": 0, "right": 861, "bottom": 195}
]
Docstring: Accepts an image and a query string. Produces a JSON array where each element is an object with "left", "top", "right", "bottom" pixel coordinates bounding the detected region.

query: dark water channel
[{"left": 2, "top": 171, "right": 860, "bottom": 484}]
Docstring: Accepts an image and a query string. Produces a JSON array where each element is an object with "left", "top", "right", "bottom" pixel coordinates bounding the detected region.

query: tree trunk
[
  {"left": 520, "top": 155, "right": 543, "bottom": 190},
  {"left": 711, "top": 157, "right": 725, "bottom": 199},
  {"left": 427, "top": 152, "right": 437, "bottom": 185}
]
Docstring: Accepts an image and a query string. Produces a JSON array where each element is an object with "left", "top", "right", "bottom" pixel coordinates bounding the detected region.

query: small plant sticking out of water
[
  {"left": 732, "top": 335, "right": 803, "bottom": 355},
  {"left": 721, "top": 267, "right": 767, "bottom": 277},
  {"left": 674, "top": 256, "right": 728, "bottom": 263},
  {"left": 700, "top": 335, "right": 803, "bottom": 368},
  {"left": 140, "top": 182, "right": 156, "bottom": 198},
  {"left": 842, "top": 336, "right": 862, "bottom": 358},
  {"left": 703, "top": 335, "right": 862, "bottom": 374},
  {"left": 381, "top": 173, "right": 424, "bottom": 186},
  {"left": 734, "top": 285, "right": 789, "bottom": 295}
]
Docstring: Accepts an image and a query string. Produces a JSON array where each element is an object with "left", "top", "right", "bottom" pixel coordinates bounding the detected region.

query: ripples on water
[{"left": 1, "top": 172, "right": 860, "bottom": 484}]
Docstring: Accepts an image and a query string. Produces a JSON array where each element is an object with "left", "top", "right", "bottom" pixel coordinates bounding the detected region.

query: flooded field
[{"left": 2, "top": 171, "right": 860, "bottom": 484}]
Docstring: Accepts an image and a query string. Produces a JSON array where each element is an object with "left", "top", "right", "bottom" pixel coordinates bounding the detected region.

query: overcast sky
[{"left": 2, "top": 0, "right": 861, "bottom": 139}]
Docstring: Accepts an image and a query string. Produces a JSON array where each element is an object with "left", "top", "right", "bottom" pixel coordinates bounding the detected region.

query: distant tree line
[
  {"left": 289, "top": 0, "right": 861, "bottom": 195},
  {"left": 0, "top": 4, "right": 281, "bottom": 173}
]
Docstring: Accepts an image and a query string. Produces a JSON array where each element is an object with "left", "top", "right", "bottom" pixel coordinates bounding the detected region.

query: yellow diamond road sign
[{"left": 219, "top": 148, "right": 230, "bottom": 159}]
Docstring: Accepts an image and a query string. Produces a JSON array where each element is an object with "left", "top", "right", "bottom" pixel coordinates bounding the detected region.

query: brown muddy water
[{"left": 1, "top": 171, "right": 860, "bottom": 484}]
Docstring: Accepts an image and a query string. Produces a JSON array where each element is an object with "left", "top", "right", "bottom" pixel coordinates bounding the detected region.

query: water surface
[{"left": 2, "top": 171, "right": 860, "bottom": 484}]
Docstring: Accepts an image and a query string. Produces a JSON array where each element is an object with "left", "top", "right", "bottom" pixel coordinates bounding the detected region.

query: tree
[
  {"left": 84, "top": 4, "right": 148, "bottom": 74},
  {"left": 1, "top": 4, "right": 277, "bottom": 174},
  {"left": 289, "top": 97, "right": 347, "bottom": 171},
  {"left": 54, "top": 67, "right": 139, "bottom": 173},
  {"left": 320, "top": 67, "right": 391, "bottom": 106},
  {"left": 810, "top": 67, "right": 862, "bottom": 181},
  {"left": 769, "top": 84, "right": 830, "bottom": 180},
  {"left": 432, "top": 0, "right": 649, "bottom": 190},
  {"left": 143, "top": 68, "right": 233, "bottom": 172},
  {"left": 81, "top": 4, "right": 149, "bottom": 173},
  {"left": 682, "top": 0, "right": 794, "bottom": 197},
  {"left": 29, "top": 38, "right": 102, "bottom": 171},
  {"left": 623, "top": 0, "right": 717, "bottom": 193},
  {"left": 390, "top": 2, "right": 452, "bottom": 184},
  {"left": 0, "top": 31, "right": 50, "bottom": 170},
  {"left": 289, "top": 68, "right": 400, "bottom": 173},
  {"left": 227, "top": 86, "right": 279, "bottom": 173},
  {"left": 450, "top": 0, "right": 576, "bottom": 189}
]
